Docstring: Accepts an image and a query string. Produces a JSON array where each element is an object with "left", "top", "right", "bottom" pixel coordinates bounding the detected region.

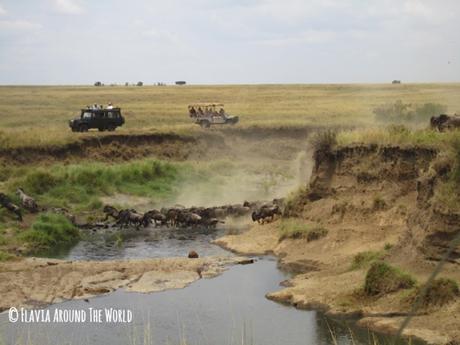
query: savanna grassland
[{"left": 0, "top": 83, "right": 459, "bottom": 148}]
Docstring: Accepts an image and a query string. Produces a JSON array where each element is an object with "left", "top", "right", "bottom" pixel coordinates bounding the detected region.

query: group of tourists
[
  {"left": 86, "top": 102, "right": 114, "bottom": 110},
  {"left": 189, "top": 106, "right": 226, "bottom": 118}
]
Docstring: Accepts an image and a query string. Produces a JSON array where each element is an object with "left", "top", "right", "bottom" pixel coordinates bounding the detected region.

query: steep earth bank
[
  {"left": 216, "top": 144, "right": 460, "bottom": 345},
  {"left": 0, "top": 126, "right": 316, "bottom": 165}
]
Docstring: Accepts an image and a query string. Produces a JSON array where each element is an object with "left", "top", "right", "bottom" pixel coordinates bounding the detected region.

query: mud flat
[
  {"left": 216, "top": 144, "right": 460, "bottom": 345},
  {"left": 0, "top": 256, "right": 250, "bottom": 312}
]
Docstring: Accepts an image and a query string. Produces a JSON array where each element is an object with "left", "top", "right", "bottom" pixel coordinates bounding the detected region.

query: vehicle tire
[
  {"left": 79, "top": 124, "right": 88, "bottom": 132},
  {"left": 107, "top": 125, "right": 116, "bottom": 131},
  {"left": 98, "top": 127, "right": 105, "bottom": 132},
  {"left": 200, "top": 120, "right": 210, "bottom": 129}
]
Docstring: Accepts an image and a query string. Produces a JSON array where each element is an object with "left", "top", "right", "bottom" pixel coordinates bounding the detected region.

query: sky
[{"left": 0, "top": 0, "right": 459, "bottom": 84}]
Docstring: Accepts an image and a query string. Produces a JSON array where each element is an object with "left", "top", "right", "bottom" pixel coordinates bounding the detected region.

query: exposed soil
[
  {"left": 216, "top": 144, "right": 460, "bottom": 345},
  {"left": 0, "top": 256, "right": 251, "bottom": 312},
  {"left": 0, "top": 126, "right": 316, "bottom": 165}
]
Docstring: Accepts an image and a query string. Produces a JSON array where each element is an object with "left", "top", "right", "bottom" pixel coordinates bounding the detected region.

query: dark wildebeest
[
  {"left": 103, "top": 205, "right": 120, "bottom": 222},
  {"left": 251, "top": 205, "right": 281, "bottom": 224},
  {"left": 0, "top": 193, "right": 22, "bottom": 221},
  {"left": 176, "top": 211, "right": 202, "bottom": 227},
  {"left": 16, "top": 188, "right": 39, "bottom": 213},
  {"left": 430, "top": 114, "right": 460, "bottom": 132},
  {"left": 142, "top": 209, "right": 168, "bottom": 227},
  {"left": 117, "top": 209, "right": 144, "bottom": 229}
]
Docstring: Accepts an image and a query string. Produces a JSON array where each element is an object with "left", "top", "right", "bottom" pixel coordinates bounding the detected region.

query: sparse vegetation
[
  {"left": 309, "top": 129, "right": 337, "bottom": 152},
  {"left": 373, "top": 100, "right": 447, "bottom": 123},
  {"left": 0, "top": 84, "right": 459, "bottom": 149},
  {"left": 350, "top": 251, "right": 383, "bottom": 270},
  {"left": 372, "top": 195, "right": 387, "bottom": 210},
  {"left": 407, "top": 278, "right": 459, "bottom": 309},
  {"left": 0, "top": 250, "right": 14, "bottom": 261},
  {"left": 283, "top": 187, "right": 309, "bottom": 217},
  {"left": 19, "top": 213, "right": 80, "bottom": 253},
  {"left": 278, "top": 218, "right": 328, "bottom": 242},
  {"left": 364, "top": 261, "right": 416, "bottom": 296}
]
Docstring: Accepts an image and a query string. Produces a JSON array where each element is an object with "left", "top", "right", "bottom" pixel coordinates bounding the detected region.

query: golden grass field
[{"left": 0, "top": 83, "right": 459, "bottom": 148}]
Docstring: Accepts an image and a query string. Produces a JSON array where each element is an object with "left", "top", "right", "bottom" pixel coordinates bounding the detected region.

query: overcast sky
[{"left": 0, "top": 0, "right": 459, "bottom": 84}]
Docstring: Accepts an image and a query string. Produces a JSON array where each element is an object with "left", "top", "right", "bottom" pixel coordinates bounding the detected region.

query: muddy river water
[{"left": 0, "top": 227, "right": 403, "bottom": 345}]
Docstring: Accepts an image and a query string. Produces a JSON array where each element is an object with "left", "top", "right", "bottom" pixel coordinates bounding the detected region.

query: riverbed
[{"left": 0, "top": 226, "right": 400, "bottom": 345}]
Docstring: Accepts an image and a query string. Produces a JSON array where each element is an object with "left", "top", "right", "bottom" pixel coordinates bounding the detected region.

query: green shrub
[
  {"left": 350, "top": 251, "right": 383, "bottom": 270},
  {"left": 279, "top": 218, "right": 328, "bottom": 242},
  {"left": 364, "top": 261, "right": 416, "bottom": 296},
  {"left": 19, "top": 213, "right": 80, "bottom": 252},
  {"left": 23, "top": 170, "right": 62, "bottom": 194},
  {"left": 409, "top": 278, "right": 459, "bottom": 308}
]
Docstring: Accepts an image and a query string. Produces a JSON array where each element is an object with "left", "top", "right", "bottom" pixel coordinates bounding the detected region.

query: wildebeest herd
[
  {"left": 0, "top": 186, "right": 284, "bottom": 230},
  {"left": 430, "top": 114, "right": 460, "bottom": 132},
  {"left": 100, "top": 198, "right": 284, "bottom": 230}
]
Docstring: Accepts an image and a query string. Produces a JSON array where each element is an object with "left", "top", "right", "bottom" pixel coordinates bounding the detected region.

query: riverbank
[{"left": 215, "top": 142, "right": 460, "bottom": 345}]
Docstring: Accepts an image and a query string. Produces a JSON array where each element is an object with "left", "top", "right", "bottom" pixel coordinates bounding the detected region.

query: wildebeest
[
  {"left": 176, "top": 211, "right": 202, "bottom": 227},
  {"left": 117, "top": 209, "right": 144, "bottom": 229},
  {"left": 16, "top": 188, "right": 39, "bottom": 213},
  {"left": 0, "top": 193, "right": 22, "bottom": 221},
  {"left": 143, "top": 209, "right": 168, "bottom": 227},
  {"left": 102, "top": 205, "right": 120, "bottom": 222},
  {"left": 251, "top": 205, "right": 281, "bottom": 224},
  {"left": 430, "top": 114, "right": 460, "bottom": 132}
]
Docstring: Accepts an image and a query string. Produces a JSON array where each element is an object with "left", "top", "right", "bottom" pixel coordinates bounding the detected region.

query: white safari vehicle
[{"left": 188, "top": 103, "right": 239, "bottom": 128}]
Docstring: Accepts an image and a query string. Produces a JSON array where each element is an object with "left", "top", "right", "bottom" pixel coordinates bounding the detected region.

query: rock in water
[{"left": 188, "top": 250, "right": 199, "bottom": 259}]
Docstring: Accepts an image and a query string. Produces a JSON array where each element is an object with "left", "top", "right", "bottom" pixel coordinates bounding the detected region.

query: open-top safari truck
[{"left": 188, "top": 103, "right": 239, "bottom": 128}]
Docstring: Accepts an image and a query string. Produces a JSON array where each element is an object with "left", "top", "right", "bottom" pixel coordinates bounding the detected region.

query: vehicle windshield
[{"left": 82, "top": 112, "right": 92, "bottom": 119}]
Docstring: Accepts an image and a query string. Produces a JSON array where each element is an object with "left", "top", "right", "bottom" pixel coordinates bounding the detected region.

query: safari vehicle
[
  {"left": 69, "top": 108, "right": 125, "bottom": 132},
  {"left": 188, "top": 103, "right": 239, "bottom": 128}
]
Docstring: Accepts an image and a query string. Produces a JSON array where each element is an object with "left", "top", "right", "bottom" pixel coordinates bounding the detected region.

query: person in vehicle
[
  {"left": 219, "top": 108, "right": 225, "bottom": 117},
  {"left": 198, "top": 107, "right": 204, "bottom": 116},
  {"left": 107, "top": 102, "right": 113, "bottom": 110},
  {"left": 189, "top": 106, "right": 197, "bottom": 117}
]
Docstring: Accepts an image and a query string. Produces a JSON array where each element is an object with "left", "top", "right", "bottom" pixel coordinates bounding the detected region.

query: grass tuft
[
  {"left": 364, "top": 261, "right": 416, "bottom": 296},
  {"left": 408, "top": 278, "right": 459, "bottom": 308},
  {"left": 350, "top": 251, "right": 383, "bottom": 270},
  {"left": 278, "top": 218, "right": 328, "bottom": 242}
]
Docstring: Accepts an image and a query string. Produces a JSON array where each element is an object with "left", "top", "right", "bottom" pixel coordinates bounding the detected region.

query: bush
[
  {"left": 373, "top": 100, "right": 447, "bottom": 123},
  {"left": 350, "top": 251, "right": 383, "bottom": 270},
  {"left": 19, "top": 213, "right": 80, "bottom": 252},
  {"left": 364, "top": 261, "right": 416, "bottom": 296},
  {"left": 279, "top": 218, "right": 328, "bottom": 242},
  {"left": 309, "top": 130, "right": 337, "bottom": 152},
  {"left": 409, "top": 278, "right": 459, "bottom": 308},
  {"left": 23, "top": 170, "right": 61, "bottom": 194}
]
